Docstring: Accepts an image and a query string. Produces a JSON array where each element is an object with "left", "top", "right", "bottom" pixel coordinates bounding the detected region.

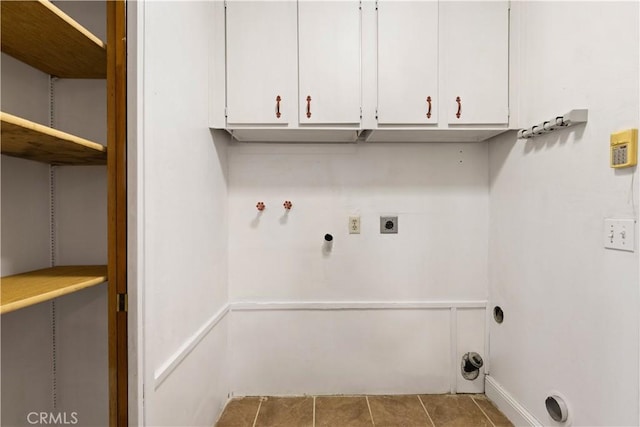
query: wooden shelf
[
  {"left": 1, "top": 265, "right": 107, "bottom": 315},
  {"left": 1, "top": 112, "right": 107, "bottom": 165},
  {"left": 1, "top": 0, "right": 106, "bottom": 78}
]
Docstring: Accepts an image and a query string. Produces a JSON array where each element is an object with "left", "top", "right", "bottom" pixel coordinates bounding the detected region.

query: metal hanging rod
[{"left": 517, "top": 109, "right": 588, "bottom": 140}]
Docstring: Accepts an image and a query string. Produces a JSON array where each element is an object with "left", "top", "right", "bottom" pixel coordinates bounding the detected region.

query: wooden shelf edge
[
  {"left": 1, "top": 111, "right": 107, "bottom": 165},
  {"left": 0, "top": 0, "right": 106, "bottom": 78},
  {"left": 1, "top": 265, "right": 108, "bottom": 315},
  {"left": 38, "top": 0, "right": 106, "bottom": 50}
]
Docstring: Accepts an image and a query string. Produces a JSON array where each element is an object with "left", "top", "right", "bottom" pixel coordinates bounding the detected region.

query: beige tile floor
[{"left": 216, "top": 394, "right": 513, "bottom": 427}]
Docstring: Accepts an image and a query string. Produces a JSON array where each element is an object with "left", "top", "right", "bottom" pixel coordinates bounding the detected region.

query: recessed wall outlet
[
  {"left": 380, "top": 216, "right": 398, "bottom": 234},
  {"left": 604, "top": 218, "right": 635, "bottom": 252},
  {"left": 349, "top": 216, "right": 360, "bottom": 234}
]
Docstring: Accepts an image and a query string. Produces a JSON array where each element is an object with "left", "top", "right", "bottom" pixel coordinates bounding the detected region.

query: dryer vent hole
[
  {"left": 493, "top": 306, "right": 504, "bottom": 324},
  {"left": 545, "top": 395, "right": 568, "bottom": 422}
]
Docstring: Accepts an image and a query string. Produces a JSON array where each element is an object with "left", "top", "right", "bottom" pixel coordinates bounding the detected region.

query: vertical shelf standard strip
[{"left": 49, "top": 74, "right": 58, "bottom": 411}]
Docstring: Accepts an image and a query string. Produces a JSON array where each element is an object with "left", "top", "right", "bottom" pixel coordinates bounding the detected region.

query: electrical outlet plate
[
  {"left": 380, "top": 216, "right": 398, "bottom": 234},
  {"left": 604, "top": 218, "right": 635, "bottom": 252},
  {"left": 349, "top": 216, "right": 360, "bottom": 234}
]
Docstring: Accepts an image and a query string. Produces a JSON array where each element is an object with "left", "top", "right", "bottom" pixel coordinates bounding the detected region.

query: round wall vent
[{"left": 545, "top": 395, "right": 568, "bottom": 423}]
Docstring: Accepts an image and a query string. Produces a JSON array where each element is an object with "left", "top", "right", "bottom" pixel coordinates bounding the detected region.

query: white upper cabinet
[
  {"left": 215, "top": 0, "right": 511, "bottom": 141},
  {"left": 377, "top": 1, "right": 438, "bottom": 125},
  {"left": 298, "top": 1, "right": 361, "bottom": 125},
  {"left": 225, "top": 0, "right": 361, "bottom": 128},
  {"left": 226, "top": 1, "right": 297, "bottom": 125},
  {"left": 440, "top": 1, "right": 509, "bottom": 125},
  {"left": 375, "top": 0, "right": 509, "bottom": 128}
]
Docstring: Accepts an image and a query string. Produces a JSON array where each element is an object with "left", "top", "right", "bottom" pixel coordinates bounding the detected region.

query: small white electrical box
[{"left": 604, "top": 218, "right": 635, "bottom": 252}]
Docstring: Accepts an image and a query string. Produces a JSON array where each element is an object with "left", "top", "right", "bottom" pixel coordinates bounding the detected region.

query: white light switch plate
[{"left": 604, "top": 218, "right": 635, "bottom": 252}]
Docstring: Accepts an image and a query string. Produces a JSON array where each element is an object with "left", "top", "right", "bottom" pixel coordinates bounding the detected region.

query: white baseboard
[{"left": 485, "top": 375, "right": 541, "bottom": 426}]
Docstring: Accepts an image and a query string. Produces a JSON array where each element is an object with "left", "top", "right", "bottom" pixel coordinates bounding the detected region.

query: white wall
[
  {"left": 1, "top": 48, "right": 55, "bottom": 426},
  {"left": 1, "top": 1, "right": 109, "bottom": 423},
  {"left": 488, "top": 2, "right": 639, "bottom": 426},
  {"left": 229, "top": 143, "right": 488, "bottom": 301},
  {"left": 1, "top": 156, "right": 53, "bottom": 427},
  {"left": 134, "top": 1, "right": 230, "bottom": 425},
  {"left": 228, "top": 142, "right": 489, "bottom": 395}
]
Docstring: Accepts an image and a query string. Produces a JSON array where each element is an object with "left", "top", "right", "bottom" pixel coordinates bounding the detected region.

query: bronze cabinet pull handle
[
  {"left": 427, "top": 96, "right": 432, "bottom": 119},
  {"left": 276, "top": 95, "right": 281, "bottom": 119},
  {"left": 306, "top": 96, "right": 312, "bottom": 118},
  {"left": 456, "top": 96, "right": 462, "bottom": 119}
]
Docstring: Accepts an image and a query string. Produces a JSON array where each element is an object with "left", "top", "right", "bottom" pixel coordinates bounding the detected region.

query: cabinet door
[
  {"left": 226, "top": 1, "right": 297, "bottom": 125},
  {"left": 441, "top": 1, "right": 509, "bottom": 125},
  {"left": 377, "top": 1, "right": 438, "bottom": 125},
  {"left": 298, "top": 1, "right": 361, "bottom": 125}
]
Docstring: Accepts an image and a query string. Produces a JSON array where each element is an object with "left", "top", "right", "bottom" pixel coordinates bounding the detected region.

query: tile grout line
[
  {"left": 313, "top": 396, "right": 316, "bottom": 427},
  {"left": 417, "top": 395, "right": 436, "bottom": 427},
  {"left": 471, "top": 396, "right": 497, "bottom": 427},
  {"left": 365, "top": 395, "right": 375, "bottom": 426},
  {"left": 252, "top": 398, "right": 264, "bottom": 427}
]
